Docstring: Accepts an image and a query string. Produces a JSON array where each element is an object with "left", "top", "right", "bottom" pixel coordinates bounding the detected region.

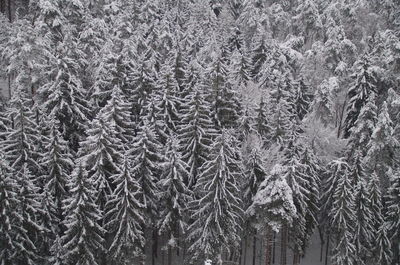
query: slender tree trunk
[
  {"left": 168, "top": 245, "right": 172, "bottom": 265},
  {"left": 252, "top": 234, "right": 257, "bottom": 265},
  {"left": 7, "top": 0, "right": 11, "bottom": 22},
  {"left": 0, "top": 0, "right": 5, "bottom": 15},
  {"left": 152, "top": 229, "right": 158, "bottom": 265},
  {"left": 242, "top": 234, "right": 247, "bottom": 265},
  {"left": 292, "top": 249, "right": 300, "bottom": 265},
  {"left": 280, "top": 225, "right": 287, "bottom": 265},
  {"left": 265, "top": 227, "right": 272, "bottom": 265},
  {"left": 324, "top": 233, "right": 330, "bottom": 265},
  {"left": 319, "top": 227, "right": 325, "bottom": 262},
  {"left": 272, "top": 232, "right": 276, "bottom": 264}
]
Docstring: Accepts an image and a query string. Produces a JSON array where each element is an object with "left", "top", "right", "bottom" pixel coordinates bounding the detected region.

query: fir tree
[
  {"left": 14, "top": 163, "right": 44, "bottom": 265},
  {"left": 158, "top": 137, "right": 191, "bottom": 260},
  {"left": 178, "top": 87, "right": 215, "bottom": 189},
  {"left": 78, "top": 116, "right": 123, "bottom": 214},
  {"left": 154, "top": 58, "right": 182, "bottom": 140},
  {"left": 353, "top": 180, "right": 374, "bottom": 265},
  {"left": 0, "top": 152, "right": 19, "bottom": 264},
  {"left": 343, "top": 57, "right": 378, "bottom": 138},
  {"left": 365, "top": 102, "right": 398, "bottom": 188},
  {"left": 105, "top": 155, "right": 145, "bottom": 264},
  {"left": 100, "top": 85, "right": 136, "bottom": 146},
  {"left": 2, "top": 90, "right": 40, "bottom": 174},
  {"left": 329, "top": 161, "right": 356, "bottom": 265},
  {"left": 386, "top": 171, "right": 400, "bottom": 264},
  {"left": 41, "top": 118, "right": 73, "bottom": 235},
  {"left": 36, "top": 35, "right": 91, "bottom": 151},
  {"left": 188, "top": 130, "right": 243, "bottom": 263},
  {"left": 62, "top": 161, "right": 105, "bottom": 265},
  {"left": 129, "top": 119, "right": 163, "bottom": 224}
]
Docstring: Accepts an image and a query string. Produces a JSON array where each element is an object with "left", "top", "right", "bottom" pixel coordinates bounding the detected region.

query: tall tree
[
  {"left": 105, "top": 155, "right": 145, "bottom": 265},
  {"left": 62, "top": 161, "right": 105, "bottom": 265},
  {"left": 188, "top": 130, "right": 243, "bottom": 264}
]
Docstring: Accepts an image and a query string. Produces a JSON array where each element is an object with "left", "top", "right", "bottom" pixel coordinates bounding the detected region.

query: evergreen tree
[
  {"left": 105, "top": 155, "right": 145, "bottom": 264},
  {"left": 178, "top": 87, "right": 215, "bottom": 189},
  {"left": 0, "top": 152, "right": 19, "bottom": 264},
  {"left": 130, "top": 119, "right": 163, "bottom": 224},
  {"left": 78, "top": 116, "right": 123, "bottom": 214},
  {"left": 100, "top": 85, "right": 136, "bottom": 146},
  {"left": 62, "top": 161, "right": 105, "bottom": 265},
  {"left": 188, "top": 130, "right": 243, "bottom": 263},
  {"left": 353, "top": 180, "right": 374, "bottom": 265},
  {"left": 36, "top": 35, "right": 91, "bottom": 151},
  {"left": 41, "top": 118, "right": 73, "bottom": 235},
  {"left": 2, "top": 90, "right": 40, "bottom": 174},
  {"left": 386, "top": 171, "right": 400, "bottom": 264},
  {"left": 343, "top": 57, "right": 378, "bottom": 138},
  {"left": 374, "top": 222, "right": 392, "bottom": 265},
  {"left": 365, "top": 102, "right": 398, "bottom": 188},
  {"left": 329, "top": 161, "right": 356, "bottom": 265},
  {"left": 158, "top": 137, "right": 191, "bottom": 258},
  {"left": 14, "top": 163, "right": 44, "bottom": 265},
  {"left": 154, "top": 58, "right": 182, "bottom": 141},
  {"left": 254, "top": 97, "right": 271, "bottom": 142}
]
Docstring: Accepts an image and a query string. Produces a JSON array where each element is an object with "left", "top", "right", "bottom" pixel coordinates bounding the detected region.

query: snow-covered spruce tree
[
  {"left": 237, "top": 102, "right": 255, "bottom": 141},
  {"left": 229, "top": 49, "right": 251, "bottom": 88},
  {"left": 14, "top": 163, "right": 44, "bottom": 265},
  {"left": 2, "top": 89, "right": 40, "bottom": 174},
  {"left": 129, "top": 118, "right": 164, "bottom": 265},
  {"left": 247, "top": 164, "right": 296, "bottom": 265},
  {"left": 374, "top": 222, "right": 392, "bottom": 265},
  {"left": 130, "top": 118, "right": 163, "bottom": 224},
  {"left": 292, "top": 78, "right": 313, "bottom": 121},
  {"left": 99, "top": 85, "right": 136, "bottom": 146},
  {"left": 282, "top": 140, "right": 320, "bottom": 264},
  {"left": 41, "top": 117, "right": 73, "bottom": 227},
  {"left": 36, "top": 35, "right": 91, "bottom": 151},
  {"left": 243, "top": 142, "right": 267, "bottom": 210},
  {"left": 329, "top": 161, "right": 357, "bottom": 265},
  {"left": 343, "top": 56, "right": 378, "bottom": 138},
  {"left": 347, "top": 92, "right": 377, "bottom": 156},
  {"left": 0, "top": 152, "right": 20, "bottom": 264},
  {"left": 353, "top": 180, "right": 374, "bottom": 265},
  {"left": 39, "top": 117, "right": 74, "bottom": 260},
  {"left": 320, "top": 158, "right": 350, "bottom": 255},
  {"left": 105, "top": 155, "right": 145, "bottom": 265},
  {"left": 308, "top": 77, "right": 336, "bottom": 127},
  {"left": 178, "top": 86, "right": 215, "bottom": 189},
  {"left": 129, "top": 48, "right": 157, "bottom": 122},
  {"left": 387, "top": 171, "right": 400, "bottom": 264},
  {"left": 364, "top": 102, "right": 398, "bottom": 188},
  {"left": 254, "top": 97, "right": 271, "bottom": 143},
  {"left": 61, "top": 161, "right": 105, "bottom": 265},
  {"left": 188, "top": 129, "right": 243, "bottom": 264},
  {"left": 154, "top": 57, "right": 182, "bottom": 141},
  {"left": 78, "top": 115, "right": 123, "bottom": 215},
  {"left": 158, "top": 137, "right": 191, "bottom": 265}
]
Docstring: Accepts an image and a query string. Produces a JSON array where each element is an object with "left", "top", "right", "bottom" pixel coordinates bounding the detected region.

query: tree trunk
[
  {"left": 280, "top": 225, "right": 287, "bottom": 265},
  {"left": 265, "top": 226, "right": 272, "bottom": 265},
  {"left": 319, "top": 227, "right": 325, "bottom": 262},
  {"left": 292, "top": 249, "right": 300, "bottom": 265},
  {"left": 252, "top": 234, "right": 257, "bottom": 265},
  {"left": 242, "top": 234, "right": 247, "bottom": 265},
  {"left": 324, "top": 233, "right": 330, "bottom": 265},
  {"left": 168, "top": 245, "right": 172, "bottom": 265},
  {"left": 272, "top": 232, "right": 276, "bottom": 264},
  {"left": 152, "top": 229, "right": 158, "bottom": 265},
  {"left": 0, "top": 0, "right": 5, "bottom": 15},
  {"left": 7, "top": 0, "right": 11, "bottom": 22}
]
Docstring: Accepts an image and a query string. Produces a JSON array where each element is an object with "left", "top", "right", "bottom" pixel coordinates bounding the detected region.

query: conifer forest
[{"left": 0, "top": 0, "right": 400, "bottom": 265}]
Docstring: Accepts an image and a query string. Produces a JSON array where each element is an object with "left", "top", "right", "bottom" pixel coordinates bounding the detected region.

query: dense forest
[{"left": 0, "top": 0, "right": 399, "bottom": 265}]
